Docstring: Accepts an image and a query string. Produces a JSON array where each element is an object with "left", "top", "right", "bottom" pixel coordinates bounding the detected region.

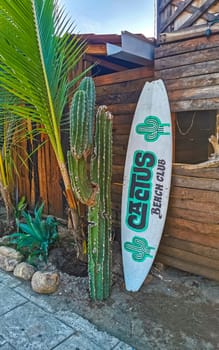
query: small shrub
[
  {"left": 14, "top": 196, "right": 27, "bottom": 230},
  {"left": 7, "top": 203, "right": 58, "bottom": 265}
]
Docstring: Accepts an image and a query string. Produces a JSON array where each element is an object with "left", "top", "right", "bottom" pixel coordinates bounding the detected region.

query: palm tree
[
  {"left": 0, "top": 0, "right": 88, "bottom": 235},
  {"left": 0, "top": 88, "right": 28, "bottom": 223},
  {"left": 0, "top": 93, "right": 16, "bottom": 222}
]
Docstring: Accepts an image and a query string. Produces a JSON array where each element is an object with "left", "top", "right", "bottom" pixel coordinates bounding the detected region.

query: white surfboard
[{"left": 121, "top": 79, "right": 172, "bottom": 292}]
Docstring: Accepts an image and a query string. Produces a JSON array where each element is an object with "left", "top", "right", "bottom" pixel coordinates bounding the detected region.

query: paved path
[{"left": 0, "top": 270, "right": 134, "bottom": 350}]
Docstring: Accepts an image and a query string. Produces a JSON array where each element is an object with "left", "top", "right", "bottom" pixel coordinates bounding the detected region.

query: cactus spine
[{"left": 68, "top": 77, "right": 113, "bottom": 300}]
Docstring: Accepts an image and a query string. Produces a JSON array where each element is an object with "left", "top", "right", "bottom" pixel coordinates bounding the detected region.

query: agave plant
[
  {"left": 7, "top": 202, "right": 58, "bottom": 265},
  {"left": 0, "top": 0, "right": 89, "bottom": 235}
]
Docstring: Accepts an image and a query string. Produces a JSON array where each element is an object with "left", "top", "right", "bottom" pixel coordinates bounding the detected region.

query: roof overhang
[{"left": 106, "top": 31, "right": 155, "bottom": 65}]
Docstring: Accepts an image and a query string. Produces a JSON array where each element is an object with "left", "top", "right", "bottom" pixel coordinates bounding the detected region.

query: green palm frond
[
  {"left": 0, "top": 0, "right": 87, "bottom": 159},
  {"left": 0, "top": 87, "right": 34, "bottom": 188}
]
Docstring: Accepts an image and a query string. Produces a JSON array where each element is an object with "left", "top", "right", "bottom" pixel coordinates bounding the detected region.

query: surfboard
[{"left": 121, "top": 79, "right": 172, "bottom": 292}]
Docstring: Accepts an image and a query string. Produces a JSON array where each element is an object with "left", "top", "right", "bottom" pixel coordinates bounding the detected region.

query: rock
[
  {"left": 0, "top": 246, "right": 23, "bottom": 261},
  {"left": 0, "top": 255, "right": 19, "bottom": 272},
  {"left": 13, "top": 262, "right": 36, "bottom": 280},
  {"left": 0, "top": 246, "right": 23, "bottom": 272},
  {"left": 31, "top": 271, "right": 60, "bottom": 294}
]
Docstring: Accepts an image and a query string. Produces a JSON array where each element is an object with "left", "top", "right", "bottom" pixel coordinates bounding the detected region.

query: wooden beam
[
  {"left": 94, "top": 66, "right": 154, "bottom": 86},
  {"left": 85, "top": 54, "right": 126, "bottom": 72},
  {"left": 155, "top": 59, "right": 219, "bottom": 80},
  {"left": 171, "top": 98, "right": 219, "bottom": 112},
  {"left": 85, "top": 44, "right": 107, "bottom": 56},
  {"left": 170, "top": 232, "right": 216, "bottom": 255},
  {"left": 159, "top": 245, "right": 219, "bottom": 269},
  {"left": 167, "top": 206, "right": 219, "bottom": 224},
  {"left": 157, "top": 253, "right": 219, "bottom": 281},
  {"left": 160, "top": 0, "right": 194, "bottom": 33},
  {"left": 172, "top": 0, "right": 218, "bottom": 21},
  {"left": 173, "top": 162, "right": 219, "bottom": 178},
  {"left": 155, "top": 47, "right": 219, "bottom": 70},
  {"left": 96, "top": 78, "right": 147, "bottom": 96},
  {"left": 172, "top": 173, "right": 219, "bottom": 191},
  {"left": 179, "top": 0, "right": 219, "bottom": 29},
  {"left": 159, "top": 0, "right": 172, "bottom": 13},
  {"left": 169, "top": 85, "right": 219, "bottom": 102},
  {"left": 172, "top": 112, "right": 176, "bottom": 162},
  {"left": 165, "top": 216, "right": 219, "bottom": 237},
  {"left": 165, "top": 73, "right": 219, "bottom": 92},
  {"left": 159, "top": 22, "right": 219, "bottom": 43},
  {"left": 155, "top": 33, "right": 219, "bottom": 58}
]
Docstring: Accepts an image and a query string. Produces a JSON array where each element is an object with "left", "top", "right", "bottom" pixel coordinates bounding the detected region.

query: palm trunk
[
  {"left": 57, "top": 159, "right": 86, "bottom": 261},
  {"left": 0, "top": 182, "right": 14, "bottom": 224},
  {"left": 0, "top": 153, "right": 14, "bottom": 223}
]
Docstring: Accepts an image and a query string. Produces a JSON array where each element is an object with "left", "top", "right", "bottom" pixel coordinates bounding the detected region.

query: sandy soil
[
  {"left": 1, "top": 211, "right": 218, "bottom": 350},
  {"left": 50, "top": 239, "right": 219, "bottom": 350}
]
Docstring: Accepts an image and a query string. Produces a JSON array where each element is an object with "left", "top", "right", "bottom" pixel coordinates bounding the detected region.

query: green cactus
[
  {"left": 88, "top": 106, "right": 113, "bottom": 300},
  {"left": 67, "top": 77, "right": 96, "bottom": 205},
  {"left": 68, "top": 77, "right": 113, "bottom": 300}
]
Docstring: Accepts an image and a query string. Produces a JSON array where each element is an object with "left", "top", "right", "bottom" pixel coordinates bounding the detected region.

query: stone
[
  {"left": 31, "top": 271, "right": 60, "bottom": 294},
  {"left": 13, "top": 262, "right": 35, "bottom": 280},
  {"left": 0, "top": 256, "right": 19, "bottom": 272},
  {"left": 0, "top": 246, "right": 23, "bottom": 272},
  {"left": 0, "top": 246, "right": 23, "bottom": 261}
]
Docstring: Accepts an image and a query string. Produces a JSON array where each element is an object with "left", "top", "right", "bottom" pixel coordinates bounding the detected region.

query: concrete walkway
[{"left": 0, "top": 270, "right": 134, "bottom": 350}]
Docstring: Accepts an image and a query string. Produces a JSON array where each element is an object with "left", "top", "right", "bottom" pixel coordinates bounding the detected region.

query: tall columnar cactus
[
  {"left": 88, "top": 106, "right": 113, "bottom": 300},
  {"left": 67, "top": 78, "right": 96, "bottom": 206},
  {"left": 67, "top": 77, "right": 113, "bottom": 300}
]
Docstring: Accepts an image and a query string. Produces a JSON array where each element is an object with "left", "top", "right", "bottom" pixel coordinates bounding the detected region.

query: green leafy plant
[
  {"left": 8, "top": 203, "right": 58, "bottom": 265},
  {"left": 0, "top": 88, "right": 28, "bottom": 223},
  {"left": 0, "top": 0, "right": 90, "bottom": 235},
  {"left": 14, "top": 196, "right": 27, "bottom": 224}
]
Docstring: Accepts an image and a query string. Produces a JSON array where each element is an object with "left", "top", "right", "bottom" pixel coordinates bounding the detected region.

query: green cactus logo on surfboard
[
  {"left": 136, "top": 115, "right": 170, "bottom": 142},
  {"left": 124, "top": 236, "right": 155, "bottom": 262}
]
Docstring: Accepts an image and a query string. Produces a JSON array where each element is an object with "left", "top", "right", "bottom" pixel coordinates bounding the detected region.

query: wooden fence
[
  {"left": 155, "top": 33, "right": 219, "bottom": 112},
  {"left": 157, "top": 0, "right": 219, "bottom": 43},
  {"left": 16, "top": 66, "right": 154, "bottom": 222},
  {"left": 94, "top": 66, "right": 154, "bottom": 231},
  {"left": 157, "top": 163, "right": 219, "bottom": 281},
  {"left": 14, "top": 57, "right": 219, "bottom": 282}
]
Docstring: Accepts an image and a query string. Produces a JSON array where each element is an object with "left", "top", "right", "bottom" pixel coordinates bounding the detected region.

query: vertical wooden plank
[
  {"left": 216, "top": 111, "right": 219, "bottom": 139},
  {"left": 21, "top": 136, "right": 31, "bottom": 205},
  {"left": 172, "top": 112, "right": 176, "bottom": 162},
  {"left": 37, "top": 136, "right": 49, "bottom": 213},
  {"left": 47, "top": 141, "right": 64, "bottom": 217}
]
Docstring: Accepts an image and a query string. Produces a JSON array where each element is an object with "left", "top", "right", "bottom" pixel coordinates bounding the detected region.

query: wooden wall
[
  {"left": 16, "top": 135, "right": 65, "bottom": 218},
  {"left": 157, "top": 0, "right": 219, "bottom": 42},
  {"left": 155, "top": 33, "right": 219, "bottom": 112},
  {"left": 157, "top": 163, "right": 219, "bottom": 281},
  {"left": 152, "top": 2, "right": 219, "bottom": 281},
  {"left": 94, "top": 66, "right": 154, "bottom": 231},
  {"left": 16, "top": 66, "right": 154, "bottom": 222}
]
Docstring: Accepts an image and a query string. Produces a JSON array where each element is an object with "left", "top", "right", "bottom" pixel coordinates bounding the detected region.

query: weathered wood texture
[
  {"left": 15, "top": 66, "right": 154, "bottom": 220},
  {"left": 16, "top": 135, "right": 65, "bottom": 218},
  {"left": 156, "top": 163, "right": 219, "bottom": 282},
  {"left": 157, "top": 0, "right": 219, "bottom": 42},
  {"left": 175, "top": 110, "right": 216, "bottom": 163},
  {"left": 16, "top": 57, "right": 89, "bottom": 218},
  {"left": 155, "top": 33, "right": 219, "bottom": 111},
  {"left": 94, "top": 67, "right": 154, "bottom": 228},
  {"left": 112, "top": 161, "right": 219, "bottom": 281}
]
